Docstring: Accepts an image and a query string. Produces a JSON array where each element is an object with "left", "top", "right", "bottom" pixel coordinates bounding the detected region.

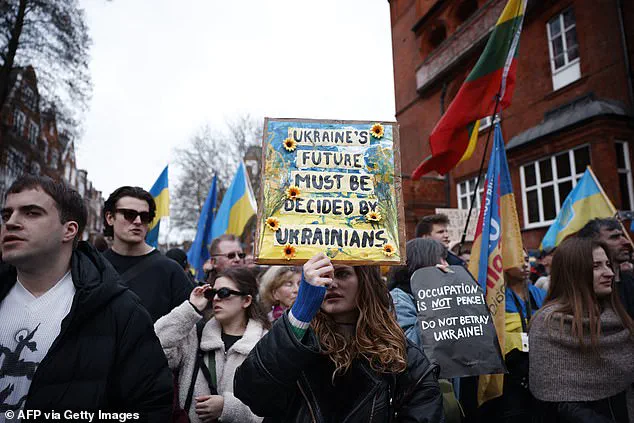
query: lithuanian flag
[{"left": 412, "top": 0, "right": 527, "bottom": 179}]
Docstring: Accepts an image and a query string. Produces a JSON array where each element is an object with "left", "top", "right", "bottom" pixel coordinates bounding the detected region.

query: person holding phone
[{"left": 155, "top": 267, "right": 270, "bottom": 423}]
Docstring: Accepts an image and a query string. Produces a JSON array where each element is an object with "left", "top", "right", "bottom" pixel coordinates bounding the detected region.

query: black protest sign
[{"left": 410, "top": 265, "right": 505, "bottom": 378}]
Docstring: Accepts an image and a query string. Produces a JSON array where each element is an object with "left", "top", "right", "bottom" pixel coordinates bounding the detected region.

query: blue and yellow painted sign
[{"left": 255, "top": 118, "right": 405, "bottom": 265}]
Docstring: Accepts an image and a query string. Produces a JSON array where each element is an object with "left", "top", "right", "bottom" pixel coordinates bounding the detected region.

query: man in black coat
[
  {"left": 0, "top": 175, "right": 172, "bottom": 421},
  {"left": 102, "top": 186, "right": 192, "bottom": 322}
]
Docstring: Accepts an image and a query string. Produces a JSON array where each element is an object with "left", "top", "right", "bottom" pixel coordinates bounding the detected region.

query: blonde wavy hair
[
  {"left": 258, "top": 266, "right": 301, "bottom": 310},
  {"left": 312, "top": 266, "right": 408, "bottom": 379}
]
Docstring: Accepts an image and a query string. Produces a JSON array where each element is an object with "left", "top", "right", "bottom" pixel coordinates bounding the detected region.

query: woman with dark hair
[
  {"left": 389, "top": 238, "right": 461, "bottom": 423},
  {"left": 389, "top": 238, "right": 448, "bottom": 345},
  {"left": 529, "top": 237, "right": 634, "bottom": 422},
  {"left": 155, "top": 267, "right": 270, "bottom": 423},
  {"left": 234, "top": 253, "right": 444, "bottom": 422}
]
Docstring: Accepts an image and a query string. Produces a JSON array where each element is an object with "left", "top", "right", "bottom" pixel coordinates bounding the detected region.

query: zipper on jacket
[
  {"left": 297, "top": 380, "right": 317, "bottom": 423},
  {"left": 368, "top": 392, "right": 378, "bottom": 423}
]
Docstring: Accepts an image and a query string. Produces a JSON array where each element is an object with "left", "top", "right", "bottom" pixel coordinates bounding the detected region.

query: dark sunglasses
[
  {"left": 204, "top": 287, "right": 248, "bottom": 300},
  {"left": 116, "top": 208, "right": 153, "bottom": 224},
  {"left": 212, "top": 252, "right": 246, "bottom": 260}
]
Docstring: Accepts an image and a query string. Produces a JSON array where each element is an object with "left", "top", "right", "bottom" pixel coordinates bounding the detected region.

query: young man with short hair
[
  {"left": 416, "top": 213, "right": 465, "bottom": 266},
  {"left": 578, "top": 218, "right": 634, "bottom": 318},
  {"left": 0, "top": 175, "right": 172, "bottom": 419},
  {"left": 102, "top": 186, "right": 192, "bottom": 322}
]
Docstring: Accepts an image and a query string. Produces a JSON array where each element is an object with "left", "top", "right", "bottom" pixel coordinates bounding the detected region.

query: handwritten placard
[
  {"left": 410, "top": 266, "right": 505, "bottom": 378},
  {"left": 255, "top": 118, "right": 405, "bottom": 265}
]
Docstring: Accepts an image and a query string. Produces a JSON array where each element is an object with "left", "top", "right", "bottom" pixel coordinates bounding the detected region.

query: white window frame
[
  {"left": 520, "top": 145, "right": 590, "bottom": 229},
  {"left": 457, "top": 175, "right": 485, "bottom": 210},
  {"left": 478, "top": 114, "right": 500, "bottom": 132},
  {"left": 29, "top": 121, "right": 39, "bottom": 145},
  {"left": 546, "top": 8, "right": 581, "bottom": 91},
  {"left": 50, "top": 149, "right": 59, "bottom": 170},
  {"left": 13, "top": 109, "right": 26, "bottom": 134},
  {"left": 616, "top": 140, "right": 634, "bottom": 211},
  {"left": 7, "top": 148, "right": 26, "bottom": 182}
]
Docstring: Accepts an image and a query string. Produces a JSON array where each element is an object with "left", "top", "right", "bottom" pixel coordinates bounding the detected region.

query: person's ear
[
  {"left": 242, "top": 295, "right": 252, "bottom": 309},
  {"left": 271, "top": 288, "right": 280, "bottom": 303},
  {"left": 62, "top": 221, "right": 79, "bottom": 244},
  {"left": 105, "top": 211, "right": 115, "bottom": 226}
]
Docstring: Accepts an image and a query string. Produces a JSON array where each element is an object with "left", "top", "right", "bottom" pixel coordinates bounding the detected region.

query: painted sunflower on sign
[
  {"left": 366, "top": 211, "right": 382, "bottom": 222},
  {"left": 266, "top": 217, "right": 280, "bottom": 231},
  {"left": 382, "top": 243, "right": 395, "bottom": 257},
  {"left": 283, "top": 137, "right": 297, "bottom": 152},
  {"left": 370, "top": 123, "right": 384, "bottom": 139},
  {"left": 282, "top": 243, "right": 296, "bottom": 260},
  {"left": 286, "top": 185, "right": 301, "bottom": 200}
]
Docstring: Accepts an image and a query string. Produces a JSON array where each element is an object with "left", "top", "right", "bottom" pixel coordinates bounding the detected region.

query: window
[
  {"left": 13, "top": 109, "right": 26, "bottom": 134},
  {"left": 50, "top": 149, "right": 59, "bottom": 170},
  {"left": 478, "top": 114, "right": 500, "bottom": 132},
  {"left": 547, "top": 8, "right": 580, "bottom": 90},
  {"left": 457, "top": 175, "right": 485, "bottom": 210},
  {"left": 520, "top": 145, "right": 591, "bottom": 227},
  {"left": 22, "top": 86, "right": 36, "bottom": 110},
  {"left": 615, "top": 141, "right": 633, "bottom": 211},
  {"left": 29, "top": 121, "right": 39, "bottom": 145},
  {"left": 6, "top": 149, "right": 25, "bottom": 182}
]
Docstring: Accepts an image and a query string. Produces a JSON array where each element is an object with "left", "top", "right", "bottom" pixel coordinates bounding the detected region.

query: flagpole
[{"left": 458, "top": 94, "right": 502, "bottom": 255}]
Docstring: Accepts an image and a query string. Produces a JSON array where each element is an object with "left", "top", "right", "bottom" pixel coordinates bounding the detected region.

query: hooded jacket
[
  {"left": 0, "top": 242, "right": 173, "bottom": 421},
  {"left": 234, "top": 314, "right": 444, "bottom": 423}
]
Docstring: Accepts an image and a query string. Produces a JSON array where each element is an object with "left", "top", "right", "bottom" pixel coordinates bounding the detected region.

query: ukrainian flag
[
  {"left": 211, "top": 161, "right": 257, "bottom": 240},
  {"left": 541, "top": 167, "right": 616, "bottom": 250},
  {"left": 468, "top": 124, "right": 524, "bottom": 405},
  {"left": 147, "top": 165, "right": 169, "bottom": 248}
]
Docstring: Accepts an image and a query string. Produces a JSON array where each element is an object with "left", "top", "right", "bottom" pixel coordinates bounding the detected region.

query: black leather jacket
[{"left": 234, "top": 314, "right": 444, "bottom": 423}]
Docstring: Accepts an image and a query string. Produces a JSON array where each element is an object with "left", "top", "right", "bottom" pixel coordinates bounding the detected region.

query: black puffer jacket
[
  {"left": 234, "top": 313, "right": 444, "bottom": 423},
  {"left": 0, "top": 242, "right": 173, "bottom": 421}
]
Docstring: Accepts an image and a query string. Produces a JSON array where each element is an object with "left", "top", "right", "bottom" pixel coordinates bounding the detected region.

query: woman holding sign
[
  {"left": 234, "top": 253, "right": 444, "bottom": 422},
  {"left": 529, "top": 237, "right": 634, "bottom": 422}
]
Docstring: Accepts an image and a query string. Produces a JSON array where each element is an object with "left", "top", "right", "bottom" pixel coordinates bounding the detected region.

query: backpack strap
[
  {"left": 183, "top": 320, "right": 218, "bottom": 413},
  {"left": 119, "top": 251, "right": 163, "bottom": 285}
]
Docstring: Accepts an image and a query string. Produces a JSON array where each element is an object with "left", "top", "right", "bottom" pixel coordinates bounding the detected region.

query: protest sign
[
  {"left": 255, "top": 118, "right": 405, "bottom": 265},
  {"left": 410, "top": 265, "right": 505, "bottom": 378}
]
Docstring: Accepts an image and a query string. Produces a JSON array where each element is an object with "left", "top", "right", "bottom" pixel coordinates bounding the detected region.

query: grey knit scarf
[{"left": 529, "top": 302, "right": 634, "bottom": 403}]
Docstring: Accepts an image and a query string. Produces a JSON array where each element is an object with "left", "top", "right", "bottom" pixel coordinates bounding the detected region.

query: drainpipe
[
  {"left": 440, "top": 82, "right": 452, "bottom": 207},
  {"left": 617, "top": 0, "right": 634, "bottom": 108}
]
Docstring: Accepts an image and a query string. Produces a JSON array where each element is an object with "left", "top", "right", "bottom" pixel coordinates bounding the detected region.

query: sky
[{"left": 77, "top": 0, "right": 397, "bottom": 239}]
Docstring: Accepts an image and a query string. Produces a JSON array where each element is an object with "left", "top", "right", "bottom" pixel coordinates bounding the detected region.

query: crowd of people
[{"left": 0, "top": 174, "right": 633, "bottom": 422}]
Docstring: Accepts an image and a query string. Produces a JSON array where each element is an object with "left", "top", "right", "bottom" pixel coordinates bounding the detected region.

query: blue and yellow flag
[
  {"left": 147, "top": 165, "right": 169, "bottom": 248},
  {"left": 188, "top": 175, "right": 218, "bottom": 279},
  {"left": 211, "top": 161, "right": 257, "bottom": 240},
  {"left": 468, "top": 124, "right": 524, "bottom": 405},
  {"left": 541, "top": 167, "right": 616, "bottom": 250}
]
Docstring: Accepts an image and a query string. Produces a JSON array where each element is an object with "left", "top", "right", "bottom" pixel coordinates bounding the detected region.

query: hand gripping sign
[{"left": 410, "top": 265, "right": 506, "bottom": 378}]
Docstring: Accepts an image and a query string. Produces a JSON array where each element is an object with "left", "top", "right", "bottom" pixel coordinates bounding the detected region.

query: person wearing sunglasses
[
  {"left": 234, "top": 253, "right": 444, "bottom": 422},
  {"left": 155, "top": 267, "right": 270, "bottom": 423},
  {"left": 102, "top": 186, "right": 192, "bottom": 322},
  {"left": 204, "top": 234, "right": 246, "bottom": 283}
]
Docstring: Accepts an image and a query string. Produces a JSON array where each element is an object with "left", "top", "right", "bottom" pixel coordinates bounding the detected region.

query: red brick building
[
  {"left": 389, "top": 0, "right": 634, "bottom": 248},
  {"left": 0, "top": 66, "right": 104, "bottom": 240}
]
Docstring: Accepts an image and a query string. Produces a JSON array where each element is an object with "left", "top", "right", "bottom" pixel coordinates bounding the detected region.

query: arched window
[{"left": 456, "top": 0, "right": 479, "bottom": 25}]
